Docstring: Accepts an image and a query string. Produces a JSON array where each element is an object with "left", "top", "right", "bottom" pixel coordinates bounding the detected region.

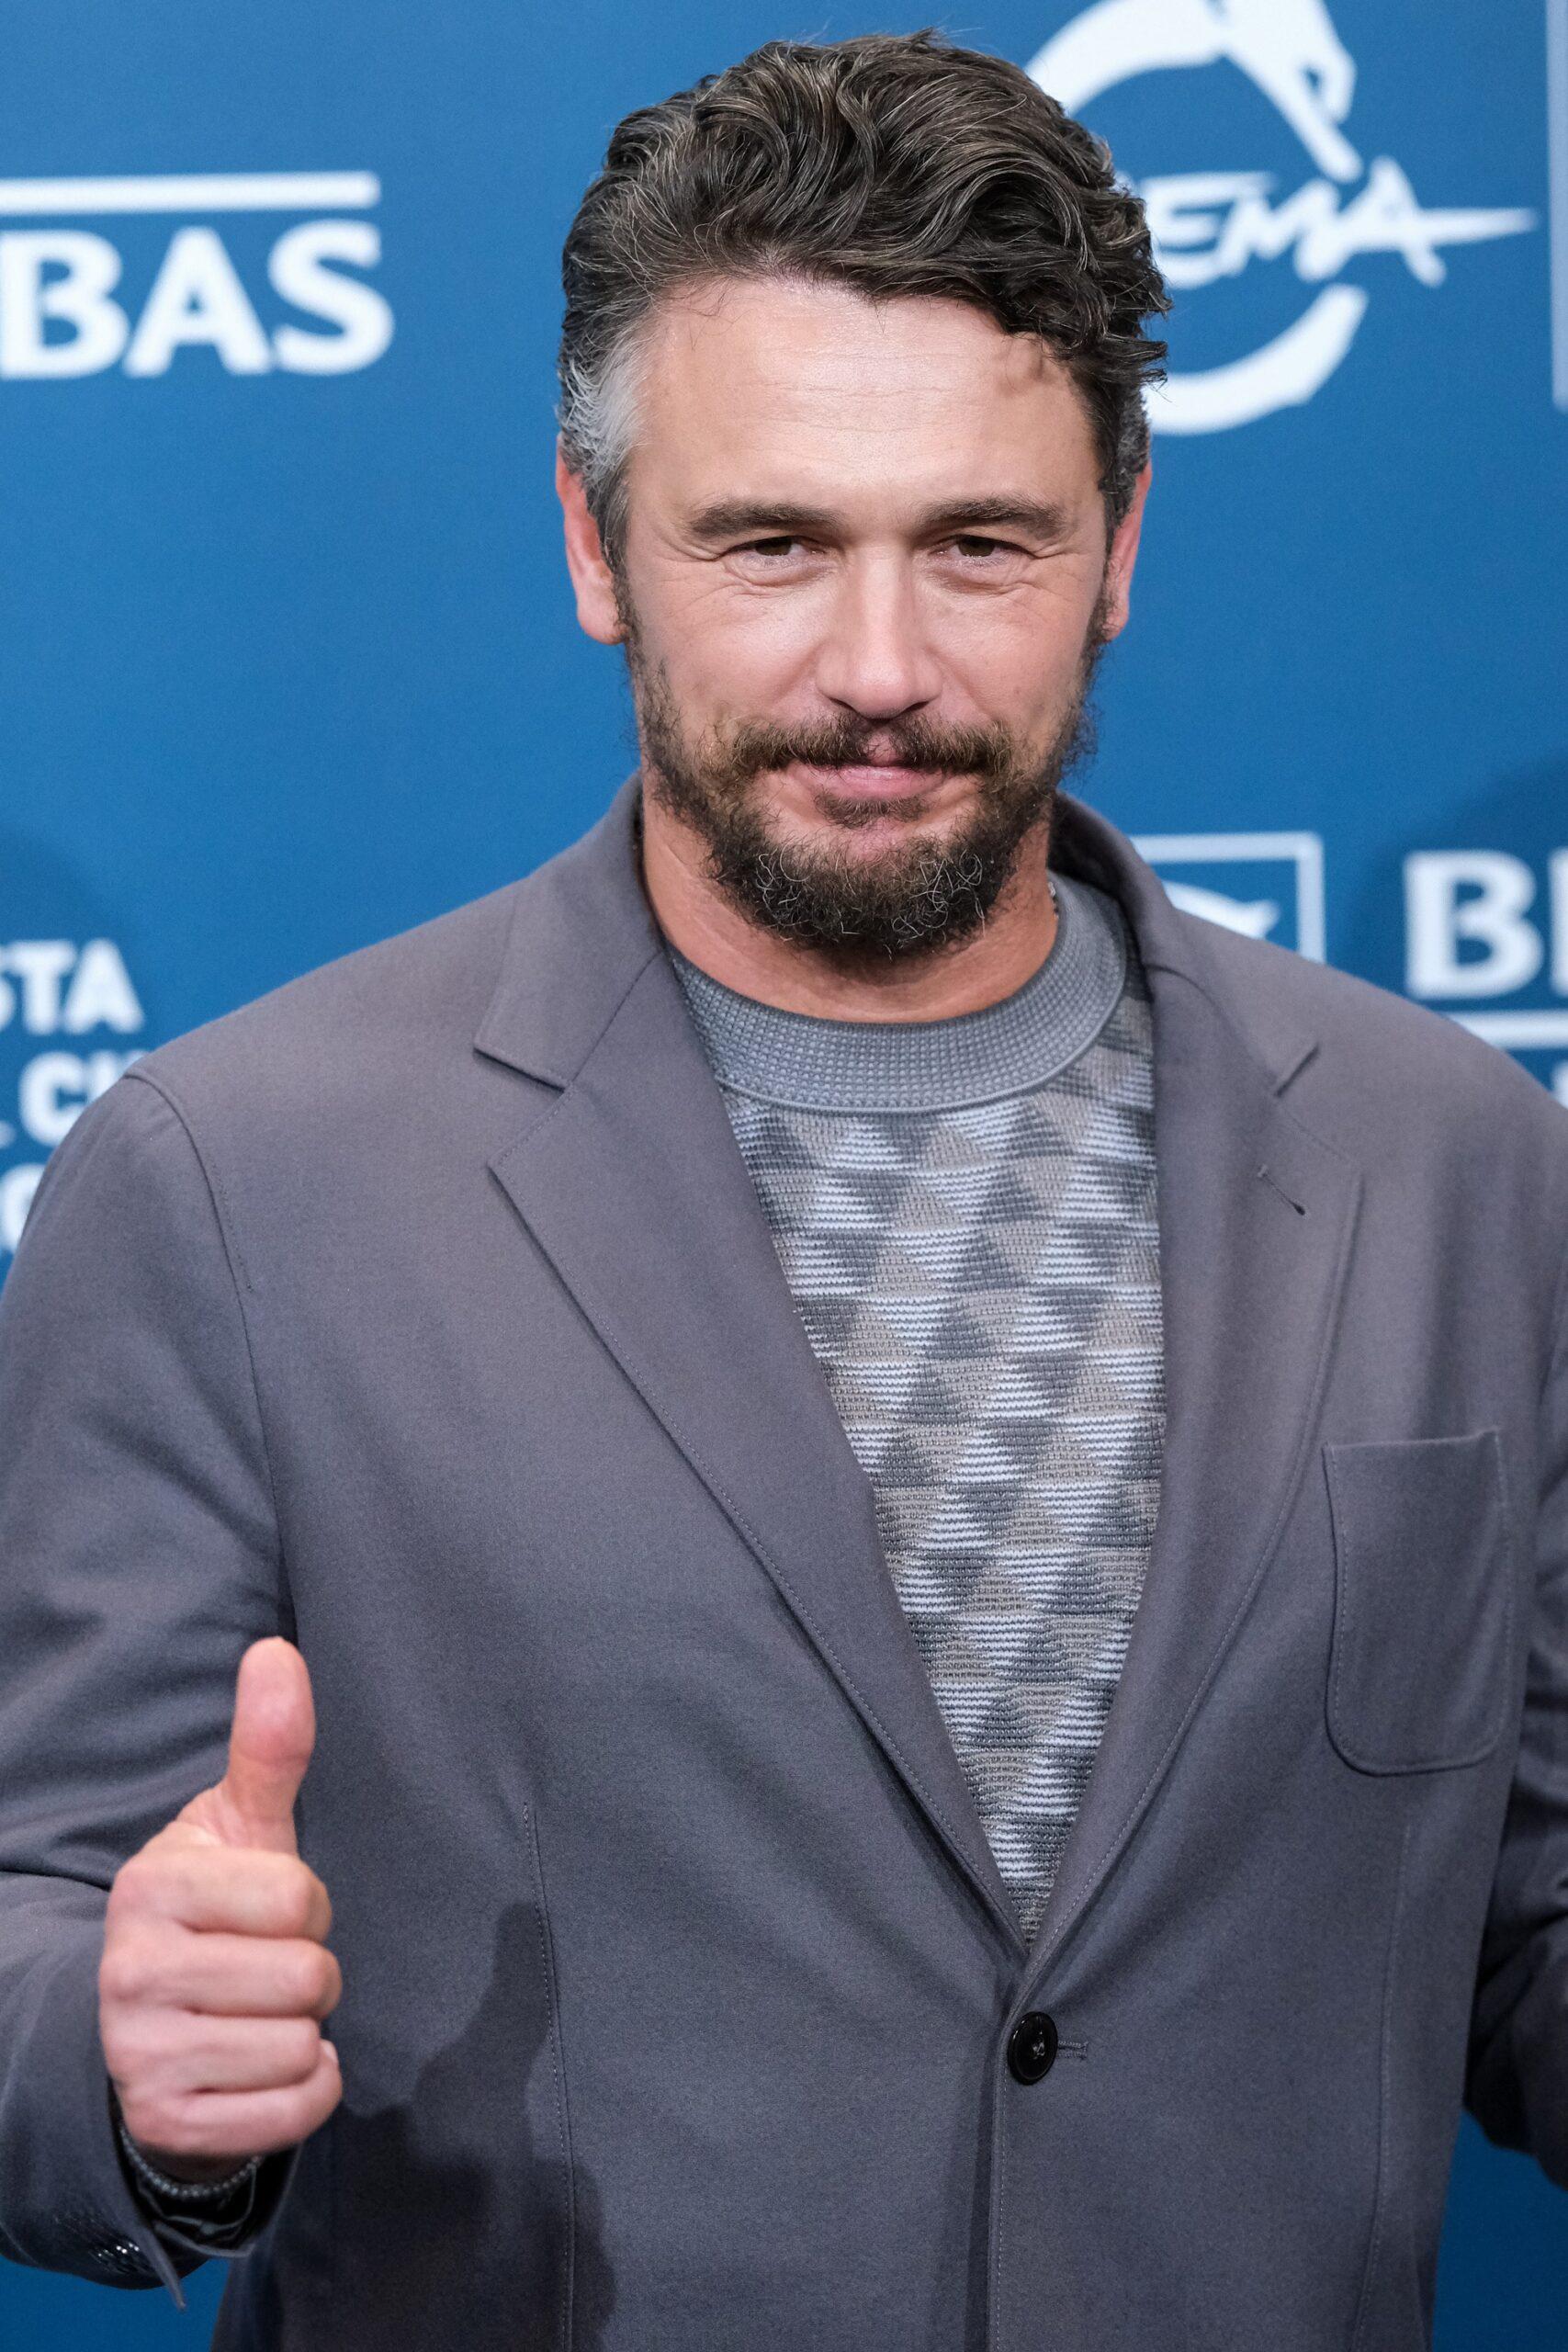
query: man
[{"left": 0, "top": 28, "right": 1562, "bottom": 2351}]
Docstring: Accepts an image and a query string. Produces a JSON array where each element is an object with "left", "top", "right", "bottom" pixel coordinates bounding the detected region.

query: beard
[{"left": 620, "top": 584, "right": 1109, "bottom": 966}]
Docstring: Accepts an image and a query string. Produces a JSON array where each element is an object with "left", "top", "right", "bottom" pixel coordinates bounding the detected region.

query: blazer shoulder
[
  {"left": 128, "top": 879, "right": 525, "bottom": 1134},
  {"left": 1187, "top": 914, "right": 1568, "bottom": 1162}
]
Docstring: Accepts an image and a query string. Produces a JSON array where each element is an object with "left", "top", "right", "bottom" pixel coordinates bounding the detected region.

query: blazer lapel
[
  {"left": 1019, "top": 798, "right": 1364, "bottom": 1986},
  {"left": 475, "top": 772, "right": 1364, "bottom": 1984},
  {"left": 477, "top": 774, "right": 1027, "bottom": 1956}
]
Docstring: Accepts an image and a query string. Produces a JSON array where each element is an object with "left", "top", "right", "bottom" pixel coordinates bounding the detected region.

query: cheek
[
  {"left": 934, "top": 593, "right": 1092, "bottom": 724},
  {"left": 656, "top": 589, "right": 828, "bottom": 713}
]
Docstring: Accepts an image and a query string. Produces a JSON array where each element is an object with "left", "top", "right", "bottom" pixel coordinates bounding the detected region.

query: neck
[{"left": 637, "top": 790, "right": 1060, "bottom": 1024}]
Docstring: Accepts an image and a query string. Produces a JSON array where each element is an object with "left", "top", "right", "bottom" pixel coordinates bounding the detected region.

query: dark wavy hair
[{"left": 558, "top": 28, "right": 1168, "bottom": 569}]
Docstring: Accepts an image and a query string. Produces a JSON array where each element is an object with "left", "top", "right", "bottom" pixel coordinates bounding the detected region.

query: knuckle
[
  {"left": 282, "top": 1860, "right": 328, "bottom": 1935},
  {"left": 100, "top": 2019, "right": 135, "bottom": 2080},
  {"left": 98, "top": 1938, "right": 146, "bottom": 2008},
  {"left": 107, "top": 1853, "right": 156, "bottom": 1915},
  {"left": 311, "top": 2075, "right": 344, "bottom": 2131},
  {"left": 280, "top": 2019, "right": 322, "bottom": 2079},
  {"left": 290, "top": 1946, "right": 335, "bottom": 2010},
  {"left": 233, "top": 1849, "right": 294, "bottom": 1928},
  {"left": 101, "top": 2004, "right": 160, "bottom": 2076},
  {"left": 284, "top": 1868, "right": 318, "bottom": 1935}
]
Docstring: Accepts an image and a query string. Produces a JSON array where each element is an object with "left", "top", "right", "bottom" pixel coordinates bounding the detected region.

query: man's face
[{"left": 560, "top": 275, "right": 1147, "bottom": 962}]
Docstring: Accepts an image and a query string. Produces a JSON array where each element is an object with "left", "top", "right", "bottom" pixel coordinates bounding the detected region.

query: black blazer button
[{"left": 1007, "top": 2010, "right": 1059, "bottom": 2085}]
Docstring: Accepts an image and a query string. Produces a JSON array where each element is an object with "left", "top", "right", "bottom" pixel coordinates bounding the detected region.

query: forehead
[{"left": 628, "top": 275, "right": 1098, "bottom": 508}]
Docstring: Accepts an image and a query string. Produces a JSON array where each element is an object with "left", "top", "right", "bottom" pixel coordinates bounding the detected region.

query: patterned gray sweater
[{"left": 668, "top": 871, "right": 1164, "bottom": 1946}]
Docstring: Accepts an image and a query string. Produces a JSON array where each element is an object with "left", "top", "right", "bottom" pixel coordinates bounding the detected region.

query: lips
[{"left": 793, "top": 760, "right": 945, "bottom": 800}]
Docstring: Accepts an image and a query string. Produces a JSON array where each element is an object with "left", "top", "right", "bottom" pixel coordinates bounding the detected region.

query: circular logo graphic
[{"left": 1028, "top": 0, "right": 1535, "bottom": 430}]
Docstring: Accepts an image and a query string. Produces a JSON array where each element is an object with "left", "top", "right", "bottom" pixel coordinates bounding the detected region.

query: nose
[{"left": 811, "top": 553, "right": 943, "bottom": 722}]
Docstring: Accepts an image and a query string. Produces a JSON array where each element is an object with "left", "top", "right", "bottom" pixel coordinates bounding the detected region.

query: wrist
[
  {"left": 118, "top": 2126, "right": 261, "bottom": 2205},
  {"left": 108, "top": 2083, "right": 262, "bottom": 2203}
]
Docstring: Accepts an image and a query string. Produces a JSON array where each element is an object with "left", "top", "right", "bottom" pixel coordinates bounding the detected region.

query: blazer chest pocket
[{"left": 1324, "top": 1429, "right": 1514, "bottom": 1773}]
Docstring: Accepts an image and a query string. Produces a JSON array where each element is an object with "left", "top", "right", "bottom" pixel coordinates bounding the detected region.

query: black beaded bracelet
[{"left": 114, "top": 2110, "right": 261, "bottom": 2208}]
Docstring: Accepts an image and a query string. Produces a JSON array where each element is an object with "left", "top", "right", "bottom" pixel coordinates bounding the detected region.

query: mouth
[{"left": 789, "top": 759, "right": 950, "bottom": 802}]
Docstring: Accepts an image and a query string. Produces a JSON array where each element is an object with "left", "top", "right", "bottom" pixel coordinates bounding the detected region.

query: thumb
[{"left": 211, "top": 1637, "right": 316, "bottom": 1853}]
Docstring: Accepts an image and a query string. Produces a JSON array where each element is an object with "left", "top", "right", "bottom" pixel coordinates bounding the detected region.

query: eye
[
  {"left": 735, "top": 536, "right": 808, "bottom": 560},
  {"left": 947, "top": 535, "right": 1022, "bottom": 562}
]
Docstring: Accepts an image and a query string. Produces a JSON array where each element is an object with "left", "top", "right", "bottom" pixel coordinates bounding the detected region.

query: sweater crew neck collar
[{"left": 663, "top": 868, "right": 1130, "bottom": 1115}]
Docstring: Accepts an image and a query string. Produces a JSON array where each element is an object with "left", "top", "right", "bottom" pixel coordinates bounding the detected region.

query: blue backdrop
[{"left": 1, "top": 2, "right": 1563, "bottom": 2341}]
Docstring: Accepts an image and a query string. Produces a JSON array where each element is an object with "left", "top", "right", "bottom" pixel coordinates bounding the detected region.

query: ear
[
  {"left": 556, "top": 440, "right": 625, "bottom": 646},
  {"left": 1097, "top": 459, "right": 1152, "bottom": 642}
]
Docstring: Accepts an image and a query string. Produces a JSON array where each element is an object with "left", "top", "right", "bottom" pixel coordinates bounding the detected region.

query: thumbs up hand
[{"left": 100, "top": 1639, "right": 344, "bottom": 2184}]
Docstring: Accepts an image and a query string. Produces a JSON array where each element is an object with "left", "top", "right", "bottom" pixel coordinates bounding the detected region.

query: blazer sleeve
[
  {"left": 0, "top": 1069, "right": 298, "bottom": 2300},
  {"left": 1465, "top": 1242, "right": 1568, "bottom": 2187}
]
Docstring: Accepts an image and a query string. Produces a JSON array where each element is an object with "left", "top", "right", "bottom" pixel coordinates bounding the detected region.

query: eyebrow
[{"left": 684, "top": 495, "right": 1074, "bottom": 546}]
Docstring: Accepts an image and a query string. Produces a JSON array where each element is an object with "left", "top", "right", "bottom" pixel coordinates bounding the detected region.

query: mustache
[{"left": 716, "top": 713, "right": 1017, "bottom": 783}]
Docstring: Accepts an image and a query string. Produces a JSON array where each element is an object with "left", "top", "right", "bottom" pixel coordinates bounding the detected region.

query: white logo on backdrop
[
  {"left": 1028, "top": 0, "right": 1537, "bottom": 429},
  {"left": 1405, "top": 849, "right": 1568, "bottom": 1102},
  {"left": 1134, "top": 831, "right": 1328, "bottom": 958},
  {"left": 1139, "top": 839, "right": 1568, "bottom": 1103},
  {"left": 0, "top": 172, "right": 392, "bottom": 379},
  {"left": 0, "top": 939, "right": 145, "bottom": 1254}
]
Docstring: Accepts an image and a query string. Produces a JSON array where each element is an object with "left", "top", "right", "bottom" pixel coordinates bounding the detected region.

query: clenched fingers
[
  {"left": 101, "top": 1926, "right": 340, "bottom": 2020},
  {"left": 111, "top": 1836, "right": 331, "bottom": 1941},
  {"left": 105, "top": 2009, "right": 328, "bottom": 2098},
  {"left": 117, "top": 2042, "right": 342, "bottom": 2166}
]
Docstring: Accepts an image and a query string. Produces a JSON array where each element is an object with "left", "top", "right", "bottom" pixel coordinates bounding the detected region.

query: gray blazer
[{"left": 0, "top": 774, "right": 1564, "bottom": 2351}]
